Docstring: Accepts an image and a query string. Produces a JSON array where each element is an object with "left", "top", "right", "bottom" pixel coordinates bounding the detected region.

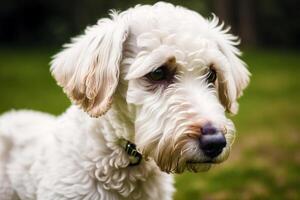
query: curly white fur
[{"left": 0, "top": 2, "right": 249, "bottom": 200}]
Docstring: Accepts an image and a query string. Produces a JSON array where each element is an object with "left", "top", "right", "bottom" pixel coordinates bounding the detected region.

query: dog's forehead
[
  {"left": 128, "top": 3, "right": 209, "bottom": 37},
  {"left": 122, "top": 4, "right": 232, "bottom": 80},
  {"left": 125, "top": 6, "right": 221, "bottom": 67},
  {"left": 124, "top": 31, "right": 221, "bottom": 79},
  {"left": 126, "top": 30, "right": 219, "bottom": 74}
]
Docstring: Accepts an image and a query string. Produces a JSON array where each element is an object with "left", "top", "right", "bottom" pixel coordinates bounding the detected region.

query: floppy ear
[
  {"left": 217, "top": 49, "right": 250, "bottom": 114},
  {"left": 51, "top": 13, "right": 128, "bottom": 117},
  {"left": 209, "top": 16, "right": 250, "bottom": 114}
]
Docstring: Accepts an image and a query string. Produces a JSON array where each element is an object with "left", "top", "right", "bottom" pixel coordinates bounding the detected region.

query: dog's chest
[{"left": 50, "top": 156, "right": 174, "bottom": 200}]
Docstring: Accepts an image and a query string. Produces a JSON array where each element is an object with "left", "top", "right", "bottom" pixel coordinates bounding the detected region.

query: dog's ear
[
  {"left": 217, "top": 50, "right": 250, "bottom": 114},
  {"left": 210, "top": 16, "right": 250, "bottom": 114},
  {"left": 51, "top": 14, "right": 128, "bottom": 117}
]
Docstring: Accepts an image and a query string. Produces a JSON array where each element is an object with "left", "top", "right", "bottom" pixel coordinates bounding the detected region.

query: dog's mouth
[
  {"left": 186, "top": 154, "right": 228, "bottom": 165},
  {"left": 184, "top": 161, "right": 213, "bottom": 172},
  {"left": 186, "top": 159, "right": 215, "bottom": 165}
]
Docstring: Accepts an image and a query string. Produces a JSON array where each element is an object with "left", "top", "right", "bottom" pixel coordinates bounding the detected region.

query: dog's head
[{"left": 51, "top": 2, "right": 250, "bottom": 173}]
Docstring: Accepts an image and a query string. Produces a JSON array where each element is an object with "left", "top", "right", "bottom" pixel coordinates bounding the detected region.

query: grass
[
  {"left": 0, "top": 48, "right": 70, "bottom": 114},
  {"left": 0, "top": 48, "right": 299, "bottom": 200}
]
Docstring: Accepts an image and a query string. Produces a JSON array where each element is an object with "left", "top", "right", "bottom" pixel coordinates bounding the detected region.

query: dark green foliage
[{"left": 0, "top": 0, "right": 298, "bottom": 47}]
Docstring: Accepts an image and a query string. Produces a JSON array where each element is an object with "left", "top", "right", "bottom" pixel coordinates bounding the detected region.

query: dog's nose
[{"left": 199, "top": 123, "right": 227, "bottom": 158}]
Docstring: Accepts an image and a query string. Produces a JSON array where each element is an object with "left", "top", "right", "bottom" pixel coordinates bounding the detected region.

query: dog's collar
[{"left": 120, "top": 139, "right": 142, "bottom": 166}]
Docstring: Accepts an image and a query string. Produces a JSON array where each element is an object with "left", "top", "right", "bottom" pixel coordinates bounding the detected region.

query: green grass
[
  {"left": 0, "top": 48, "right": 299, "bottom": 200},
  {"left": 0, "top": 48, "right": 70, "bottom": 114}
]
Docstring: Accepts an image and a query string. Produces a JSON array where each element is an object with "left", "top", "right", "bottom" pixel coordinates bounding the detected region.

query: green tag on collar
[{"left": 122, "top": 140, "right": 142, "bottom": 166}]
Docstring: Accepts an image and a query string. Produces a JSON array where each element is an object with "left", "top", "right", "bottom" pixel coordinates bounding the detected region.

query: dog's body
[
  {"left": 0, "top": 108, "right": 173, "bottom": 200},
  {"left": 0, "top": 2, "right": 249, "bottom": 200}
]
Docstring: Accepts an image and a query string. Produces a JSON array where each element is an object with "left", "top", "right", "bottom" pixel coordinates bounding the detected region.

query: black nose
[{"left": 199, "top": 123, "right": 227, "bottom": 158}]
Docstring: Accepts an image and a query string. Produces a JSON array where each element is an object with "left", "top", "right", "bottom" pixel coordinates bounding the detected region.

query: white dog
[{"left": 0, "top": 2, "right": 250, "bottom": 200}]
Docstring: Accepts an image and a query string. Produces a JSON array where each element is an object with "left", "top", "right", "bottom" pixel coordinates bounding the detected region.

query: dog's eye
[
  {"left": 206, "top": 69, "right": 217, "bottom": 83},
  {"left": 146, "top": 66, "right": 169, "bottom": 82}
]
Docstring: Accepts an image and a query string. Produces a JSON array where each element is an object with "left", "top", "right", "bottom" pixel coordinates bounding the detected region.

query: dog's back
[{"left": 0, "top": 110, "right": 56, "bottom": 200}]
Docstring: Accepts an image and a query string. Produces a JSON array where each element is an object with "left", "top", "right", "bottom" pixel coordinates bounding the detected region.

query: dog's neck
[
  {"left": 111, "top": 93, "right": 143, "bottom": 165},
  {"left": 109, "top": 92, "right": 136, "bottom": 141},
  {"left": 92, "top": 91, "right": 143, "bottom": 166},
  {"left": 69, "top": 103, "right": 160, "bottom": 198}
]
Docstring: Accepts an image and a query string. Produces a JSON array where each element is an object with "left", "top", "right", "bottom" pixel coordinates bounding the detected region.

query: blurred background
[{"left": 0, "top": 0, "right": 299, "bottom": 199}]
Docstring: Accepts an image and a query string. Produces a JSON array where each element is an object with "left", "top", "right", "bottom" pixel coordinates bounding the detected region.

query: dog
[{"left": 0, "top": 2, "right": 250, "bottom": 200}]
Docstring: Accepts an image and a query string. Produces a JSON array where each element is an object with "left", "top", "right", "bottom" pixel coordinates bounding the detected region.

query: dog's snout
[
  {"left": 199, "top": 123, "right": 226, "bottom": 158},
  {"left": 201, "top": 123, "right": 218, "bottom": 135}
]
